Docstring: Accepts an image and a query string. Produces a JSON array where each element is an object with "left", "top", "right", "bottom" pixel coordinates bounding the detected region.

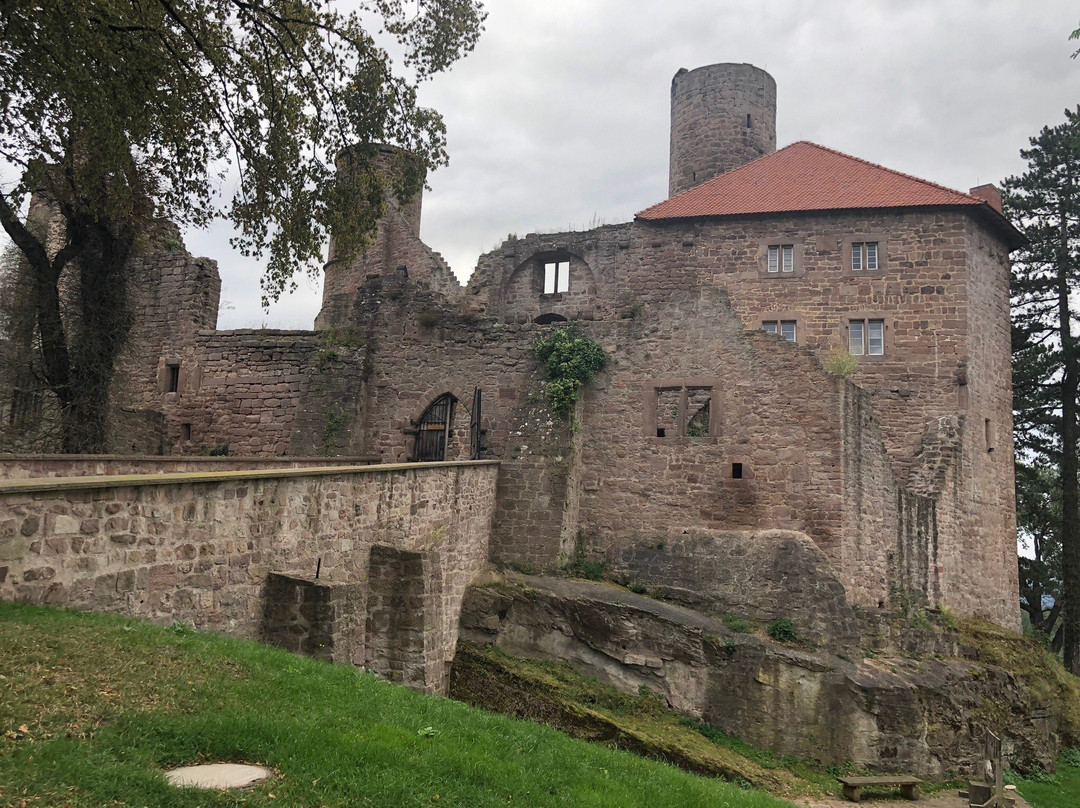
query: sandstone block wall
[
  {"left": 0, "top": 461, "right": 499, "bottom": 693},
  {"left": 0, "top": 455, "right": 379, "bottom": 480}
]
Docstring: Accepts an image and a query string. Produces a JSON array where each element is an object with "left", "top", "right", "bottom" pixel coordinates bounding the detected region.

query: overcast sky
[{"left": 4, "top": 2, "right": 1080, "bottom": 328}]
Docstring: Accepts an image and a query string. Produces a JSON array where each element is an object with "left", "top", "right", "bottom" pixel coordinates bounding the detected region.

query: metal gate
[
  {"left": 469, "top": 387, "right": 482, "bottom": 460},
  {"left": 413, "top": 394, "right": 455, "bottom": 461}
]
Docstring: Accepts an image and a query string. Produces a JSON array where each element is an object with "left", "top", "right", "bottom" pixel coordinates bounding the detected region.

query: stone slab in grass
[{"left": 165, "top": 763, "right": 272, "bottom": 790}]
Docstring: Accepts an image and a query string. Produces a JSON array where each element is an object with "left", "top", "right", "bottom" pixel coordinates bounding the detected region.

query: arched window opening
[
  {"left": 534, "top": 313, "right": 568, "bottom": 325},
  {"left": 413, "top": 394, "right": 456, "bottom": 461}
]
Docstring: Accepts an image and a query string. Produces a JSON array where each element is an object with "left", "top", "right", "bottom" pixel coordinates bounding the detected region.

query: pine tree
[{"left": 1005, "top": 107, "right": 1080, "bottom": 673}]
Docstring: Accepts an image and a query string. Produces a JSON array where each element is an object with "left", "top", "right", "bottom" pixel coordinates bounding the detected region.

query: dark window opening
[
  {"left": 413, "top": 393, "right": 456, "bottom": 462},
  {"left": 180, "top": 423, "right": 192, "bottom": 441},
  {"left": 655, "top": 385, "right": 712, "bottom": 438},
  {"left": 746, "top": 113, "right": 752, "bottom": 128},
  {"left": 534, "top": 313, "right": 568, "bottom": 325},
  {"left": 732, "top": 462, "right": 744, "bottom": 479},
  {"left": 167, "top": 363, "right": 180, "bottom": 393}
]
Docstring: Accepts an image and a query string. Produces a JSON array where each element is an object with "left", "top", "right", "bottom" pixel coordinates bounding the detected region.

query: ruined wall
[
  {"left": 317, "top": 198, "right": 461, "bottom": 330},
  {"left": 952, "top": 221, "right": 1019, "bottom": 628},
  {"left": 0, "top": 461, "right": 499, "bottom": 693},
  {"left": 157, "top": 329, "right": 367, "bottom": 457}
]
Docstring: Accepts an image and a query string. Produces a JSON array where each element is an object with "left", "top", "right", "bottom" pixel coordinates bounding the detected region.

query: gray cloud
[{"left": 3, "top": 1, "right": 1078, "bottom": 328}]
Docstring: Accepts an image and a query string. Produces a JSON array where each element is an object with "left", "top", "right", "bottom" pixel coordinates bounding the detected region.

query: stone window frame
[
  {"left": 842, "top": 234, "right": 887, "bottom": 276},
  {"left": 759, "top": 311, "right": 803, "bottom": 344},
  {"left": 542, "top": 259, "right": 571, "bottom": 296},
  {"left": 758, "top": 238, "right": 806, "bottom": 278},
  {"left": 844, "top": 313, "right": 893, "bottom": 361},
  {"left": 642, "top": 377, "right": 720, "bottom": 440}
]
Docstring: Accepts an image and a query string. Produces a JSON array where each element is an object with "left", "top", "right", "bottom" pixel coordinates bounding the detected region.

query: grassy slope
[
  {"left": 0, "top": 603, "right": 795, "bottom": 808},
  {"left": 1013, "top": 757, "right": 1080, "bottom": 808}
]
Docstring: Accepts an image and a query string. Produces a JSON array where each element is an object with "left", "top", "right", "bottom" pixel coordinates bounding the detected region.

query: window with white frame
[
  {"left": 767, "top": 244, "right": 795, "bottom": 273},
  {"left": 762, "top": 320, "right": 797, "bottom": 342},
  {"left": 543, "top": 261, "right": 570, "bottom": 294},
  {"left": 849, "top": 318, "right": 885, "bottom": 356},
  {"left": 851, "top": 241, "right": 879, "bottom": 272}
]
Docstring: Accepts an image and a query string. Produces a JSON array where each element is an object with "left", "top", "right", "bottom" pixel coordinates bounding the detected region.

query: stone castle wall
[{"left": 0, "top": 461, "right": 499, "bottom": 693}]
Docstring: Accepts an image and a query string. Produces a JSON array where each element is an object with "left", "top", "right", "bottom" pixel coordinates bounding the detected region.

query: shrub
[
  {"left": 723, "top": 614, "right": 751, "bottom": 633},
  {"left": 532, "top": 327, "right": 608, "bottom": 419},
  {"left": 767, "top": 618, "right": 798, "bottom": 643},
  {"left": 825, "top": 350, "right": 859, "bottom": 378}
]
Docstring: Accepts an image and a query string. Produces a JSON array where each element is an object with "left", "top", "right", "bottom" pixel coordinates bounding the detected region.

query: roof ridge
[{"left": 793, "top": 140, "right": 982, "bottom": 203}]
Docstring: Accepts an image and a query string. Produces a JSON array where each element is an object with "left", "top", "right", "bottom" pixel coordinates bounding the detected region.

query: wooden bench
[{"left": 838, "top": 775, "right": 923, "bottom": 802}]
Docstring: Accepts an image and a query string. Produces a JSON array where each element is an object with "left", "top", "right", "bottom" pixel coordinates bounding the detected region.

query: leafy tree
[
  {"left": 1005, "top": 107, "right": 1080, "bottom": 674},
  {"left": 0, "top": 0, "right": 484, "bottom": 451}
]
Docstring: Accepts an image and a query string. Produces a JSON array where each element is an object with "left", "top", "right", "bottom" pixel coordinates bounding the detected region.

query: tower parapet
[{"left": 668, "top": 63, "right": 776, "bottom": 197}]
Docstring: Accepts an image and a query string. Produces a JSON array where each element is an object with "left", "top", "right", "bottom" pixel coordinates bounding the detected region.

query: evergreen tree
[
  {"left": 0, "top": 1, "right": 485, "bottom": 452},
  {"left": 1005, "top": 107, "right": 1080, "bottom": 674}
]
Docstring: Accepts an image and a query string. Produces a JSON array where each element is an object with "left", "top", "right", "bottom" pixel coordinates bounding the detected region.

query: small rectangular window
[
  {"left": 867, "top": 320, "right": 884, "bottom": 355},
  {"left": 654, "top": 384, "right": 713, "bottom": 438},
  {"left": 731, "top": 462, "right": 744, "bottom": 479},
  {"left": 782, "top": 245, "right": 794, "bottom": 273},
  {"left": 762, "top": 320, "right": 796, "bottom": 342},
  {"left": 167, "top": 363, "right": 180, "bottom": 393},
  {"left": 544, "top": 261, "right": 570, "bottom": 294},
  {"left": 852, "top": 241, "right": 880, "bottom": 272},
  {"left": 848, "top": 318, "right": 885, "bottom": 356},
  {"left": 180, "top": 423, "right": 192, "bottom": 441},
  {"left": 767, "top": 246, "right": 779, "bottom": 273}
]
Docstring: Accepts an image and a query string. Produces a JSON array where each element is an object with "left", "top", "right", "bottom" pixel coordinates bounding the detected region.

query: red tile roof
[{"left": 637, "top": 141, "right": 987, "bottom": 220}]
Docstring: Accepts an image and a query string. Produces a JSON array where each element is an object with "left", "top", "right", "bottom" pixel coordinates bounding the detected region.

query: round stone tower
[{"left": 668, "top": 63, "right": 776, "bottom": 197}]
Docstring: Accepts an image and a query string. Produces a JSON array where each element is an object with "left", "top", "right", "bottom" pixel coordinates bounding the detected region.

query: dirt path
[{"left": 792, "top": 787, "right": 1030, "bottom": 808}]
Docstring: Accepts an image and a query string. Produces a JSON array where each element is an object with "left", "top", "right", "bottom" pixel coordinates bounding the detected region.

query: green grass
[
  {"left": 0, "top": 603, "right": 796, "bottom": 808},
  {"left": 1013, "top": 753, "right": 1080, "bottom": 808}
]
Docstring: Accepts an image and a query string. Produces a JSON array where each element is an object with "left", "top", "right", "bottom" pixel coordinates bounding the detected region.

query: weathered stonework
[{"left": 0, "top": 461, "right": 498, "bottom": 693}]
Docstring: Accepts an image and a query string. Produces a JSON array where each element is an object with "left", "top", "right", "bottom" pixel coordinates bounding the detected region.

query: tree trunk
[{"left": 59, "top": 212, "right": 134, "bottom": 453}]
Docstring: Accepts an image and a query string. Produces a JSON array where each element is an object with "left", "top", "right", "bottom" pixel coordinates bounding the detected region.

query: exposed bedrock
[{"left": 459, "top": 572, "right": 1058, "bottom": 777}]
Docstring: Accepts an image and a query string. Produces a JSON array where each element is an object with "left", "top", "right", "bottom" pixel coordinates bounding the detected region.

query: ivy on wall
[{"left": 532, "top": 328, "right": 608, "bottom": 420}]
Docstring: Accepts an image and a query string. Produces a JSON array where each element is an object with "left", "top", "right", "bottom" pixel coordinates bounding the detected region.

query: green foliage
[
  {"left": 1005, "top": 107, "right": 1080, "bottom": 673},
  {"left": 723, "top": 614, "right": 752, "bottom": 633},
  {"left": 1014, "top": 753, "right": 1080, "bottom": 808},
  {"left": 767, "top": 618, "right": 797, "bottom": 643},
  {"left": 532, "top": 327, "right": 609, "bottom": 419},
  {"left": 626, "top": 582, "right": 648, "bottom": 595},
  {"left": 938, "top": 603, "right": 959, "bottom": 631},
  {"left": 321, "top": 407, "right": 347, "bottom": 456},
  {"left": 824, "top": 350, "right": 859, "bottom": 377},
  {"left": 0, "top": 0, "right": 484, "bottom": 452},
  {"left": 206, "top": 443, "right": 230, "bottom": 457}
]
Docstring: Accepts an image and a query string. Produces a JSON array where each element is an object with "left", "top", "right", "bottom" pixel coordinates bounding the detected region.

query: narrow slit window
[
  {"left": 543, "top": 261, "right": 570, "bottom": 294},
  {"left": 180, "top": 423, "right": 192, "bottom": 441},
  {"left": 849, "top": 320, "right": 865, "bottom": 356},
  {"left": 167, "top": 363, "right": 180, "bottom": 393}
]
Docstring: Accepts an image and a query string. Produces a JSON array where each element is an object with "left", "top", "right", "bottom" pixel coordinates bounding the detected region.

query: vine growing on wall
[{"left": 532, "top": 327, "right": 608, "bottom": 420}]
